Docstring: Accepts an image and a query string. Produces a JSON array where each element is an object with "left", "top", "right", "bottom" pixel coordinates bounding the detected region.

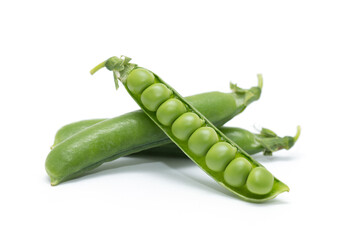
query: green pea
[
  {"left": 171, "top": 113, "right": 204, "bottom": 141},
  {"left": 156, "top": 99, "right": 187, "bottom": 126},
  {"left": 224, "top": 157, "right": 252, "bottom": 187},
  {"left": 246, "top": 167, "right": 274, "bottom": 195},
  {"left": 188, "top": 127, "right": 218, "bottom": 157},
  {"left": 126, "top": 68, "right": 155, "bottom": 94},
  {"left": 205, "top": 142, "right": 237, "bottom": 171},
  {"left": 141, "top": 83, "right": 173, "bottom": 111}
]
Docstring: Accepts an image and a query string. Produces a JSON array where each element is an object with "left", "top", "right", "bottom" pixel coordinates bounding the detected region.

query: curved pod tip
[
  {"left": 294, "top": 125, "right": 301, "bottom": 142},
  {"left": 257, "top": 74, "right": 263, "bottom": 89}
]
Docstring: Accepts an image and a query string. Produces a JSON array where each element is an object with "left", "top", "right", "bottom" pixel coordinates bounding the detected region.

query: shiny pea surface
[
  {"left": 246, "top": 167, "right": 274, "bottom": 195},
  {"left": 171, "top": 113, "right": 204, "bottom": 141},
  {"left": 224, "top": 157, "right": 252, "bottom": 187},
  {"left": 206, "top": 142, "right": 237, "bottom": 171},
  {"left": 188, "top": 127, "right": 218, "bottom": 157},
  {"left": 141, "top": 83, "right": 173, "bottom": 111},
  {"left": 156, "top": 99, "right": 187, "bottom": 126},
  {"left": 127, "top": 68, "right": 155, "bottom": 94}
]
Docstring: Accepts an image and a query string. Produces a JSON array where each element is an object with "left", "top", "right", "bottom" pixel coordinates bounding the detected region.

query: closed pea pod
[
  {"left": 46, "top": 79, "right": 265, "bottom": 185},
  {"left": 51, "top": 119, "right": 104, "bottom": 149},
  {"left": 48, "top": 120, "right": 299, "bottom": 186},
  {"left": 151, "top": 126, "right": 301, "bottom": 157},
  {"left": 52, "top": 120, "right": 300, "bottom": 157},
  {"left": 89, "top": 56, "right": 290, "bottom": 202}
]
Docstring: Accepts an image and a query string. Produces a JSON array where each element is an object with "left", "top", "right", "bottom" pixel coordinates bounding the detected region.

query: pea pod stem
[
  {"left": 255, "top": 125, "right": 301, "bottom": 155},
  {"left": 229, "top": 75, "right": 263, "bottom": 113},
  {"left": 90, "top": 61, "right": 106, "bottom": 75},
  {"left": 294, "top": 125, "right": 301, "bottom": 142},
  {"left": 257, "top": 74, "right": 263, "bottom": 89}
]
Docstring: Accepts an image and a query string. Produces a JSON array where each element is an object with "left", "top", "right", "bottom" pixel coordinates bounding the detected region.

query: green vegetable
[
  {"left": 141, "top": 83, "right": 173, "bottom": 111},
  {"left": 46, "top": 76, "right": 263, "bottom": 186},
  {"left": 206, "top": 142, "right": 237, "bottom": 172},
  {"left": 224, "top": 157, "right": 252, "bottom": 187},
  {"left": 53, "top": 121, "right": 300, "bottom": 157},
  {"left": 171, "top": 113, "right": 204, "bottom": 141},
  {"left": 217, "top": 126, "right": 301, "bottom": 156},
  {"left": 187, "top": 127, "right": 219, "bottom": 156},
  {"left": 90, "top": 55, "right": 290, "bottom": 202},
  {"left": 51, "top": 119, "right": 104, "bottom": 149},
  {"left": 126, "top": 68, "right": 155, "bottom": 94},
  {"left": 157, "top": 99, "right": 187, "bottom": 126},
  {"left": 246, "top": 167, "right": 275, "bottom": 195}
]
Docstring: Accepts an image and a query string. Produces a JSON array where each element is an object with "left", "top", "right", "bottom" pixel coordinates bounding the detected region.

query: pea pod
[
  {"left": 46, "top": 79, "right": 262, "bottom": 186},
  {"left": 51, "top": 119, "right": 104, "bottom": 149},
  {"left": 52, "top": 119, "right": 300, "bottom": 156},
  {"left": 90, "top": 56, "right": 290, "bottom": 202},
  {"left": 142, "top": 126, "right": 300, "bottom": 157}
]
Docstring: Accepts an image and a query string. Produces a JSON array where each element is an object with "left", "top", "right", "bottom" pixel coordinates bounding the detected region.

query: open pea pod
[{"left": 91, "top": 56, "right": 290, "bottom": 202}]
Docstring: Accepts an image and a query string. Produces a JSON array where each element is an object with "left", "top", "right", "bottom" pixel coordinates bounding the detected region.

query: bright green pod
[
  {"left": 205, "top": 142, "right": 237, "bottom": 172},
  {"left": 141, "top": 83, "right": 173, "bottom": 111},
  {"left": 89, "top": 55, "right": 289, "bottom": 202},
  {"left": 52, "top": 121, "right": 300, "bottom": 157},
  {"left": 156, "top": 98, "right": 187, "bottom": 126},
  {"left": 50, "top": 120, "right": 299, "bottom": 187},
  {"left": 188, "top": 127, "right": 219, "bottom": 157},
  {"left": 51, "top": 119, "right": 104, "bottom": 149},
  {"left": 224, "top": 157, "right": 252, "bottom": 187}
]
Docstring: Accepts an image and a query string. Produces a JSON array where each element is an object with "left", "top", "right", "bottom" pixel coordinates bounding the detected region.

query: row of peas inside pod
[{"left": 126, "top": 68, "right": 274, "bottom": 195}]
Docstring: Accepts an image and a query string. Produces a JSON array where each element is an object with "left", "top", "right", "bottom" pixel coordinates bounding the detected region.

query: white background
[{"left": 1, "top": 0, "right": 348, "bottom": 239}]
